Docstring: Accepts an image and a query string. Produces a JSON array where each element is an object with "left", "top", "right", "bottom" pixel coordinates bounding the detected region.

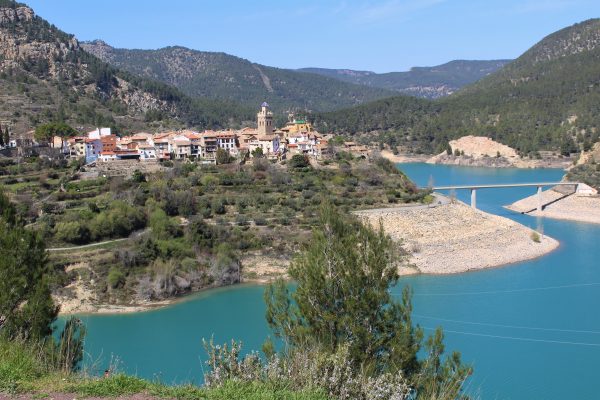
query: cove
[{"left": 71, "top": 164, "right": 600, "bottom": 399}]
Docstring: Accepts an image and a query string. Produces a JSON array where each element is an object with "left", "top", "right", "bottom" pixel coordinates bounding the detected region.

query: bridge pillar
[
  {"left": 471, "top": 188, "right": 477, "bottom": 209},
  {"left": 537, "top": 186, "right": 543, "bottom": 212}
]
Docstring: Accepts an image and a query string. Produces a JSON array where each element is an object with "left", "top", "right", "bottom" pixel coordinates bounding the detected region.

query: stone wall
[{"left": 83, "top": 160, "right": 164, "bottom": 178}]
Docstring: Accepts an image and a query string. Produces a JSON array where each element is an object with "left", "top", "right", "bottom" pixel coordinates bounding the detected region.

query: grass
[
  {"left": 0, "top": 339, "right": 329, "bottom": 399},
  {"left": 70, "top": 376, "right": 329, "bottom": 399}
]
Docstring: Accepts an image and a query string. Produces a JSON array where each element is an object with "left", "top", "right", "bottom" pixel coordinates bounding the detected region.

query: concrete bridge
[{"left": 427, "top": 182, "right": 583, "bottom": 210}]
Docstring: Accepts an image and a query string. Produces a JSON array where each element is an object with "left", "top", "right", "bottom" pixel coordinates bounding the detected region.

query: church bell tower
[{"left": 257, "top": 102, "right": 273, "bottom": 135}]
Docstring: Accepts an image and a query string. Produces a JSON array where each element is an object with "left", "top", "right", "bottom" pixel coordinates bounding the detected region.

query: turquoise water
[{"left": 73, "top": 164, "right": 600, "bottom": 399}]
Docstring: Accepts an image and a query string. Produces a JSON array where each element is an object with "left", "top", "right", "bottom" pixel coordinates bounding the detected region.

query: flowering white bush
[{"left": 202, "top": 339, "right": 411, "bottom": 400}]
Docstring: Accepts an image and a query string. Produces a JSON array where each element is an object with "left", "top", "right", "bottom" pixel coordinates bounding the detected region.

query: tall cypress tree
[{"left": 3, "top": 126, "right": 9, "bottom": 147}]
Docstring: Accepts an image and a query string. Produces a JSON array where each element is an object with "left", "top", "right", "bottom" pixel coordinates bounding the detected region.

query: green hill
[
  {"left": 81, "top": 41, "right": 397, "bottom": 113},
  {"left": 299, "top": 60, "right": 511, "bottom": 99},
  {"left": 0, "top": 2, "right": 253, "bottom": 134},
  {"left": 315, "top": 19, "right": 600, "bottom": 155}
]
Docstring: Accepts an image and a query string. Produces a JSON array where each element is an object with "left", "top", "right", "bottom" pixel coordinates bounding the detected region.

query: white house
[
  {"left": 88, "top": 127, "right": 112, "bottom": 139},
  {"left": 99, "top": 151, "right": 117, "bottom": 162},
  {"left": 138, "top": 144, "right": 157, "bottom": 160}
]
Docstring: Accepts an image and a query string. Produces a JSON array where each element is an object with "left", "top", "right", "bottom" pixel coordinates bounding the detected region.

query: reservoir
[{"left": 74, "top": 164, "right": 600, "bottom": 399}]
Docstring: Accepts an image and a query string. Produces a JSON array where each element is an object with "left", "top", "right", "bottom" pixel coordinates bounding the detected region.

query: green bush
[
  {"left": 55, "top": 221, "right": 90, "bottom": 244},
  {"left": 212, "top": 198, "right": 226, "bottom": 215},
  {"left": 107, "top": 267, "right": 125, "bottom": 289},
  {"left": 289, "top": 154, "right": 310, "bottom": 169}
]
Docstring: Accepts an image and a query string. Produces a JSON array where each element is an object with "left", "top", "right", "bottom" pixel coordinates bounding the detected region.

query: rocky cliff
[{"left": 0, "top": 4, "right": 250, "bottom": 133}]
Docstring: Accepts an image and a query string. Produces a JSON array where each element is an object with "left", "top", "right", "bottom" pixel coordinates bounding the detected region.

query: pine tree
[
  {"left": 0, "top": 190, "right": 58, "bottom": 340},
  {"left": 0, "top": 124, "right": 4, "bottom": 147},
  {"left": 265, "top": 202, "right": 471, "bottom": 397}
]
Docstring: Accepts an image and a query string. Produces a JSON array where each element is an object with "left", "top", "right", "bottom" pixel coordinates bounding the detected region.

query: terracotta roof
[
  {"left": 173, "top": 140, "right": 191, "bottom": 146},
  {"left": 138, "top": 144, "right": 154, "bottom": 149},
  {"left": 258, "top": 134, "right": 278, "bottom": 141},
  {"left": 130, "top": 133, "right": 151, "bottom": 140},
  {"left": 153, "top": 132, "right": 173, "bottom": 139},
  {"left": 100, "top": 151, "right": 116, "bottom": 155},
  {"left": 215, "top": 132, "right": 236, "bottom": 138}
]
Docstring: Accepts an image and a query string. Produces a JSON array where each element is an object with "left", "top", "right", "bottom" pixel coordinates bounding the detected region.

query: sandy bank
[
  {"left": 355, "top": 201, "right": 558, "bottom": 274},
  {"left": 380, "top": 150, "right": 430, "bottom": 163},
  {"left": 55, "top": 253, "right": 290, "bottom": 315},
  {"left": 426, "top": 136, "right": 572, "bottom": 169},
  {"left": 507, "top": 189, "right": 600, "bottom": 225},
  {"left": 427, "top": 154, "right": 572, "bottom": 169}
]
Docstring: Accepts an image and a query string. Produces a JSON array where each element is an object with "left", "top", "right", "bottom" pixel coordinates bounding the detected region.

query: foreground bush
[
  {"left": 0, "top": 339, "right": 329, "bottom": 399},
  {"left": 201, "top": 203, "right": 471, "bottom": 400},
  {"left": 203, "top": 339, "right": 410, "bottom": 400}
]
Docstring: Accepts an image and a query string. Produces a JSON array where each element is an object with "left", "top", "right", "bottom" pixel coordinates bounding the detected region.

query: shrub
[
  {"left": 202, "top": 340, "right": 410, "bottom": 400},
  {"left": 55, "top": 221, "right": 90, "bottom": 244},
  {"left": 210, "top": 244, "right": 241, "bottom": 285},
  {"left": 216, "top": 148, "right": 232, "bottom": 165},
  {"left": 200, "top": 174, "right": 219, "bottom": 187},
  {"left": 531, "top": 231, "right": 541, "bottom": 243},
  {"left": 235, "top": 215, "right": 249, "bottom": 226},
  {"left": 289, "top": 154, "right": 310, "bottom": 169},
  {"left": 254, "top": 217, "right": 267, "bottom": 226},
  {"left": 212, "top": 198, "right": 226, "bottom": 215},
  {"left": 270, "top": 170, "right": 291, "bottom": 185},
  {"left": 107, "top": 267, "right": 125, "bottom": 289}
]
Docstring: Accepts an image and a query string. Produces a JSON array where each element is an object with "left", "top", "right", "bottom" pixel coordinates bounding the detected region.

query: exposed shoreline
[
  {"left": 56, "top": 253, "right": 289, "bottom": 316},
  {"left": 379, "top": 150, "right": 430, "bottom": 164},
  {"left": 355, "top": 199, "right": 558, "bottom": 274},
  {"left": 507, "top": 189, "right": 600, "bottom": 225},
  {"left": 380, "top": 149, "right": 571, "bottom": 169},
  {"left": 57, "top": 199, "right": 560, "bottom": 315}
]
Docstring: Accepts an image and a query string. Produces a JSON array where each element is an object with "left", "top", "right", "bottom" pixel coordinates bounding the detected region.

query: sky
[{"left": 24, "top": 0, "right": 600, "bottom": 73}]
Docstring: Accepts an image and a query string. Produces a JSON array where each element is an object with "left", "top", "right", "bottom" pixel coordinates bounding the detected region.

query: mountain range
[
  {"left": 80, "top": 41, "right": 508, "bottom": 112},
  {"left": 1, "top": 0, "right": 599, "bottom": 156},
  {"left": 298, "top": 60, "right": 511, "bottom": 99},
  {"left": 316, "top": 19, "right": 600, "bottom": 155},
  {"left": 0, "top": 1, "right": 255, "bottom": 134}
]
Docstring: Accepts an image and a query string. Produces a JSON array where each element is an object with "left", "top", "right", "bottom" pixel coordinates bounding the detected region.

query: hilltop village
[{"left": 2, "top": 103, "right": 369, "bottom": 169}]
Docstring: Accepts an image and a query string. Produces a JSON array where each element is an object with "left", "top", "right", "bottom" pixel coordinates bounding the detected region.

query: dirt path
[{"left": 47, "top": 238, "right": 129, "bottom": 252}]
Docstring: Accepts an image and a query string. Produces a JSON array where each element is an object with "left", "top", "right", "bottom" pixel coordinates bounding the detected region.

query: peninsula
[{"left": 356, "top": 197, "right": 558, "bottom": 274}]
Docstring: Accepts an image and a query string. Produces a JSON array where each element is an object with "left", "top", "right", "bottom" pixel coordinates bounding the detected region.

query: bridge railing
[{"left": 423, "top": 182, "right": 580, "bottom": 210}]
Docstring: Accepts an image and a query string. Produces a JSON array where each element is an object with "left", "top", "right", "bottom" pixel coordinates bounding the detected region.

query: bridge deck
[{"left": 429, "top": 182, "right": 578, "bottom": 190}]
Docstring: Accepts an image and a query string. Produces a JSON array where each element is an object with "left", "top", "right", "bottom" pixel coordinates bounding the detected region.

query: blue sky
[{"left": 25, "top": 0, "right": 600, "bottom": 73}]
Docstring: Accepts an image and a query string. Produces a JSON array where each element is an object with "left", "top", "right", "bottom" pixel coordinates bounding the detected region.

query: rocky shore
[
  {"left": 425, "top": 135, "right": 573, "bottom": 169},
  {"left": 380, "top": 150, "right": 430, "bottom": 163},
  {"left": 507, "top": 189, "right": 600, "bottom": 225},
  {"left": 56, "top": 200, "right": 561, "bottom": 314},
  {"left": 355, "top": 201, "right": 558, "bottom": 274},
  {"left": 427, "top": 154, "right": 573, "bottom": 169},
  {"left": 55, "top": 253, "right": 289, "bottom": 315}
]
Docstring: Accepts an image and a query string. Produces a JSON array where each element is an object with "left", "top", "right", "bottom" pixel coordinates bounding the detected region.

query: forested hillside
[
  {"left": 81, "top": 41, "right": 397, "bottom": 113},
  {"left": 300, "top": 59, "right": 511, "bottom": 99},
  {"left": 0, "top": 2, "right": 253, "bottom": 134},
  {"left": 315, "top": 19, "right": 600, "bottom": 155}
]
